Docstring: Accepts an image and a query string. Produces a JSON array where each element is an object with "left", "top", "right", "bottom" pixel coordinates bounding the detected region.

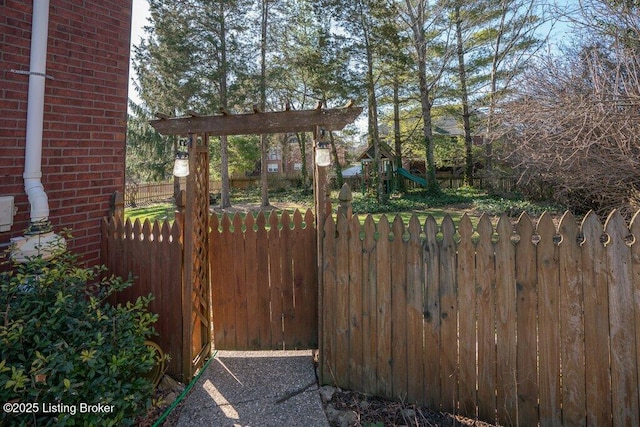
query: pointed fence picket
[{"left": 320, "top": 206, "right": 640, "bottom": 427}]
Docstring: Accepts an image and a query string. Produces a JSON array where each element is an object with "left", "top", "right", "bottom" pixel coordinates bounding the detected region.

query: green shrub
[
  {"left": 0, "top": 248, "right": 158, "bottom": 426},
  {"left": 473, "top": 195, "right": 563, "bottom": 217},
  {"left": 350, "top": 187, "right": 479, "bottom": 214}
]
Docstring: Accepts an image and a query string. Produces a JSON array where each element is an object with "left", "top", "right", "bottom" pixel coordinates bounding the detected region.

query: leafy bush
[
  {"left": 473, "top": 195, "right": 563, "bottom": 217},
  {"left": 0, "top": 248, "right": 158, "bottom": 426},
  {"left": 350, "top": 187, "right": 479, "bottom": 214},
  {"left": 350, "top": 186, "right": 563, "bottom": 218}
]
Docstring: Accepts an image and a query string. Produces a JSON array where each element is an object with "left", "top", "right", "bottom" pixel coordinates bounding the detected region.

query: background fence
[{"left": 320, "top": 206, "right": 640, "bottom": 426}]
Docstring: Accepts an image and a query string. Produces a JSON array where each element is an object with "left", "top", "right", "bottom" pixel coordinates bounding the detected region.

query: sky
[{"left": 128, "top": 0, "right": 151, "bottom": 105}]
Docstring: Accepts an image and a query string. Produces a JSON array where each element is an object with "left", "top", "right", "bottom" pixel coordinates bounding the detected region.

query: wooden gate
[{"left": 209, "top": 210, "right": 318, "bottom": 350}]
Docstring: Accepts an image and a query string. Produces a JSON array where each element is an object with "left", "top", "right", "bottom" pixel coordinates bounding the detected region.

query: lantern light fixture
[
  {"left": 315, "top": 128, "right": 331, "bottom": 168},
  {"left": 173, "top": 137, "right": 190, "bottom": 177}
]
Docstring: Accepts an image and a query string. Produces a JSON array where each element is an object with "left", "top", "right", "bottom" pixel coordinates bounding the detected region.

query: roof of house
[
  {"left": 342, "top": 164, "right": 362, "bottom": 177},
  {"left": 357, "top": 141, "right": 394, "bottom": 161}
]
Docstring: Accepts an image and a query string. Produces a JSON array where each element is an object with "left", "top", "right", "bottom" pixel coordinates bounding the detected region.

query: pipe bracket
[{"left": 10, "top": 69, "right": 54, "bottom": 80}]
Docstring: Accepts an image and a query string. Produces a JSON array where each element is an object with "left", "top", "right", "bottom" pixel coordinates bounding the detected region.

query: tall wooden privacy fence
[
  {"left": 320, "top": 205, "right": 640, "bottom": 426},
  {"left": 210, "top": 209, "right": 318, "bottom": 350}
]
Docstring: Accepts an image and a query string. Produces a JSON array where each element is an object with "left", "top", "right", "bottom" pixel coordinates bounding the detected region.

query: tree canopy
[{"left": 127, "top": 0, "right": 639, "bottom": 213}]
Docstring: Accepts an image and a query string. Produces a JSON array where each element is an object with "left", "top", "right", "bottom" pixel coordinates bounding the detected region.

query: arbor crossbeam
[{"left": 149, "top": 105, "right": 362, "bottom": 136}]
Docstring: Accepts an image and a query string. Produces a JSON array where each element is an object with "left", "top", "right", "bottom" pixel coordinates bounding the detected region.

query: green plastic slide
[{"left": 396, "top": 167, "right": 427, "bottom": 187}]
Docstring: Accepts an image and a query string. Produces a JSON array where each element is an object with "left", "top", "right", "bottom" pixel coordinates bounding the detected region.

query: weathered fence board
[
  {"left": 320, "top": 205, "right": 640, "bottom": 426},
  {"left": 439, "top": 215, "right": 457, "bottom": 414},
  {"left": 255, "top": 213, "right": 271, "bottom": 348},
  {"left": 423, "top": 215, "right": 441, "bottom": 410},
  {"left": 514, "top": 213, "right": 539, "bottom": 426},
  {"left": 537, "top": 212, "right": 561, "bottom": 427},
  {"left": 558, "top": 212, "right": 586, "bottom": 425},
  {"left": 347, "top": 215, "right": 364, "bottom": 391},
  {"left": 581, "top": 211, "right": 612, "bottom": 426},
  {"left": 476, "top": 214, "right": 496, "bottom": 423},
  {"left": 632, "top": 212, "right": 640, "bottom": 427},
  {"left": 322, "top": 216, "right": 337, "bottom": 383},
  {"left": 457, "top": 214, "right": 476, "bottom": 418},
  {"left": 376, "top": 216, "right": 392, "bottom": 398},
  {"left": 391, "top": 216, "right": 408, "bottom": 401},
  {"left": 244, "top": 214, "right": 260, "bottom": 349},
  {"left": 362, "top": 216, "right": 378, "bottom": 394},
  {"left": 495, "top": 214, "right": 517, "bottom": 426},
  {"left": 406, "top": 215, "right": 425, "bottom": 405},
  {"left": 605, "top": 211, "right": 639, "bottom": 427},
  {"left": 335, "top": 214, "right": 350, "bottom": 388}
]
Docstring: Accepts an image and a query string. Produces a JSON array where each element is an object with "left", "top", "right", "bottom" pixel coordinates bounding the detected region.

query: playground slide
[{"left": 396, "top": 167, "right": 427, "bottom": 187}]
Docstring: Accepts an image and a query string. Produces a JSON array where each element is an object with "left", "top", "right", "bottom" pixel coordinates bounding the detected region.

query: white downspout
[
  {"left": 24, "top": 0, "right": 50, "bottom": 226},
  {"left": 11, "top": 0, "right": 65, "bottom": 262}
]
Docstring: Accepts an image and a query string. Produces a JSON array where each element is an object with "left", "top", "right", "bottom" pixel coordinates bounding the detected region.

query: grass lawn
[
  {"left": 125, "top": 203, "right": 176, "bottom": 223},
  {"left": 124, "top": 187, "right": 563, "bottom": 229}
]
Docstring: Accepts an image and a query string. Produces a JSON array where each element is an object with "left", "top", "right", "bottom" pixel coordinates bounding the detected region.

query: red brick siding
[{"left": 1, "top": 0, "right": 132, "bottom": 267}]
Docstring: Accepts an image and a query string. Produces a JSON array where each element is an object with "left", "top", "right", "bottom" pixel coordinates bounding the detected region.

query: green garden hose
[{"left": 151, "top": 350, "right": 218, "bottom": 427}]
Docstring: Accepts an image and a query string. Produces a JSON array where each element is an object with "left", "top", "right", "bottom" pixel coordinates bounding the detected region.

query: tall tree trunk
[
  {"left": 359, "top": 6, "right": 386, "bottom": 203},
  {"left": 260, "top": 0, "right": 270, "bottom": 208},
  {"left": 297, "top": 132, "right": 310, "bottom": 192},
  {"left": 454, "top": 5, "right": 474, "bottom": 187},
  {"left": 406, "top": 0, "right": 440, "bottom": 195},
  {"left": 329, "top": 130, "right": 343, "bottom": 189},
  {"left": 260, "top": 134, "right": 269, "bottom": 207},
  {"left": 366, "top": 44, "right": 385, "bottom": 203},
  {"left": 486, "top": 1, "right": 509, "bottom": 179},
  {"left": 417, "top": 61, "right": 438, "bottom": 194},
  {"left": 219, "top": 1, "right": 231, "bottom": 208},
  {"left": 393, "top": 77, "right": 404, "bottom": 192}
]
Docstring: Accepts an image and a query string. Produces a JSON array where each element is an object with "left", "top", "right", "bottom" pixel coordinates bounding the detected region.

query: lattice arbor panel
[{"left": 183, "top": 133, "right": 211, "bottom": 378}]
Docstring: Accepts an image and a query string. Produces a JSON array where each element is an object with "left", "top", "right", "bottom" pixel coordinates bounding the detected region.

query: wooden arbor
[{"left": 150, "top": 104, "right": 362, "bottom": 379}]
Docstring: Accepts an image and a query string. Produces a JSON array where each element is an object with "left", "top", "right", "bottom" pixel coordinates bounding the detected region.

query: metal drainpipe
[{"left": 10, "top": 0, "right": 65, "bottom": 262}]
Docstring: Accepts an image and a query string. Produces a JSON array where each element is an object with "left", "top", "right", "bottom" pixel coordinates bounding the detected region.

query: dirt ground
[{"left": 323, "top": 387, "right": 498, "bottom": 427}]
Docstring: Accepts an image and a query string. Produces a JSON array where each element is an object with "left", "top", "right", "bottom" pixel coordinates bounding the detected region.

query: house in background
[
  {"left": 239, "top": 134, "right": 348, "bottom": 185},
  {"left": 281, "top": 134, "right": 348, "bottom": 176},
  {"left": 1, "top": 0, "right": 132, "bottom": 267}
]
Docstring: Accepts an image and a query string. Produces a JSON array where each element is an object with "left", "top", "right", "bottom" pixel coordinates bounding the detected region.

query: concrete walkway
[{"left": 175, "top": 350, "right": 330, "bottom": 427}]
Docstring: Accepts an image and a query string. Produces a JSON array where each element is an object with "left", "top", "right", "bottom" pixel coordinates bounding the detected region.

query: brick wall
[{"left": 1, "top": 0, "right": 132, "bottom": 266}]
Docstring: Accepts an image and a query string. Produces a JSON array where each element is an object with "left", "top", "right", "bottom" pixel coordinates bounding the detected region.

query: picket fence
[
  {"left": 320, "top": 208, "right": 640, "bottom": 426},
  {"left": 100, "top": 217, "right": 184, "bottom": 379},
  {"left": 100, "top": 209, "right": 319, "bottom": 379}
]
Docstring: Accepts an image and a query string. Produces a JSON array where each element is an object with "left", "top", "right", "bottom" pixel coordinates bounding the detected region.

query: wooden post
[
  {"left": 181, "top": 133, "right": 196, "bottom": 380},
  {"left": 172, "top": 189, "right": 187, "bottom": 381},
  {"left": 110, "top": 191, "right": 124, "bottom": 221},
  {"left": 314, "top": 125, "right": 330, "bottom": 381},
  {"left": 337, "top": 183, "right": 353, "bottom": 220}
]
